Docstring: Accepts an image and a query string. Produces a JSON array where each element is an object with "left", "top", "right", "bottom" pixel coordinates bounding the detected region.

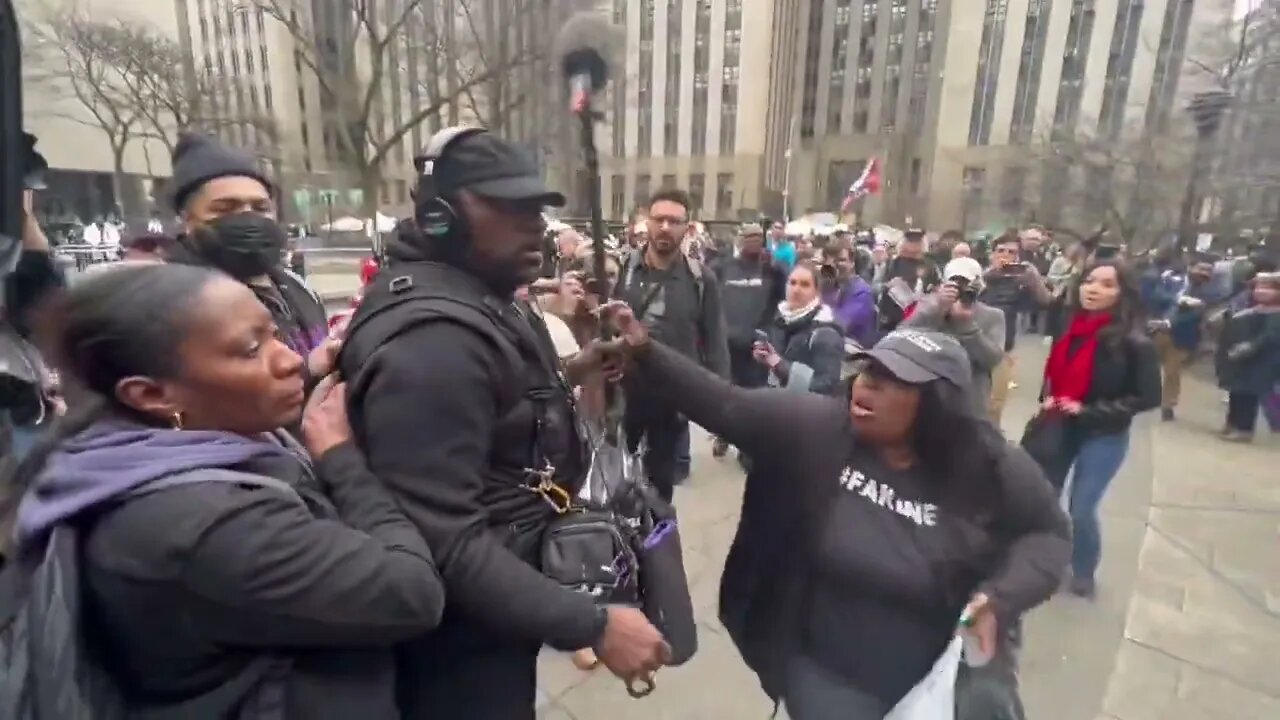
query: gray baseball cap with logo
[{"left": 851, "top": 329, "right": 972, "bottom": 388}]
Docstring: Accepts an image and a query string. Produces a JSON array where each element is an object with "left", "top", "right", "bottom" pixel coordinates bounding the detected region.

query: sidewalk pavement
[
  {"left": 306, "top": 270, "right": 361, "bottom": 303},
  {"left": 1099, "top": 366, "right": 1280, "bottom": 720}
]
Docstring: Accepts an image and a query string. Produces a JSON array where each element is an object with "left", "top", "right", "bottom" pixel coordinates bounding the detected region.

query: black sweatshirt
[
  {"left": 350, "top": 319, "right": 603, "bottom": 652},
  {"left": 630, "top": 341, "right": 1070, "bottom": 703}
]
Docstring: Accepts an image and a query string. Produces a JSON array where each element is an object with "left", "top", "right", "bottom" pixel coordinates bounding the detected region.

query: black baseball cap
[
  {"left": 436, "top": 133, "right": 566, "bottom": 207},
  {"left": 851, "top": 329, "right": 971, "bottom": 388}
]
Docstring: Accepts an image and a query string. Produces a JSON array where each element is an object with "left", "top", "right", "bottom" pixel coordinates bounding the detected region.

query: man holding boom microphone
[{"left": 338, "top": 127, "right": 670, "bottom": 718}]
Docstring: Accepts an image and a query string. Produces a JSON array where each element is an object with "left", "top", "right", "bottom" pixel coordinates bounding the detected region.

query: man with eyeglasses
[
  {"left": 616, "top": 188, "right": 730, "bottom": 502},
  {"left": 980, "top": 230, "right": 1053, "bottom": 424}
]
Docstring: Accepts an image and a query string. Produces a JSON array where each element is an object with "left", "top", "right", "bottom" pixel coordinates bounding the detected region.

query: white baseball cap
[{"left": 943, "top": 257, "right": 984, "bottom": 286}]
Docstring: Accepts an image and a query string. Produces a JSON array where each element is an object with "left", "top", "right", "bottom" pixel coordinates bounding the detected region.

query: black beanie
[{"left": 168, "top": 132, "right": 274, "bottom": 213}]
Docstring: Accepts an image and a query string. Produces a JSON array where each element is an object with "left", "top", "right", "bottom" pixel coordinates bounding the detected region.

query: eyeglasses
[{"left": 649, "top": 215, "right": 688, "bottom": 229}]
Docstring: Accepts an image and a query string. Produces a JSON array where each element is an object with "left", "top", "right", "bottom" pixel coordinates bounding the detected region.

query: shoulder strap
[
  {"left": 341, "top": 273, "right": 525, "bottom": 413},
  {"left": 126, "top": 469, "right": 305, "bottom": 506},
  {"left": 276, "top": 268, "right": 323, "bottom": 308}
]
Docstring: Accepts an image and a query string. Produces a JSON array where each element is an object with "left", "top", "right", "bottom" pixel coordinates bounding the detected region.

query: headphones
[{"left": 414, "top": 125, "right": 487, "bottom": 238}]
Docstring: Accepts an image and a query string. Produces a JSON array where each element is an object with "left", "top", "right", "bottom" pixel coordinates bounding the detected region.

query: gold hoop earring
[{"left": 171, "top": 411, "right": 184, "bottom": 430}]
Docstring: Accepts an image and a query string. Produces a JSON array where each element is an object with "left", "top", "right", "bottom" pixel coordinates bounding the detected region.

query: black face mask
[{"left": 190, "top": 212, "right": 286, "bottom": 280}]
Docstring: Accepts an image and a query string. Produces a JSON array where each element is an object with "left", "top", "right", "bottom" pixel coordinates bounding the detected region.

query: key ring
[{"left": 626, "top": 672, "right": 656, "bottom": 698}]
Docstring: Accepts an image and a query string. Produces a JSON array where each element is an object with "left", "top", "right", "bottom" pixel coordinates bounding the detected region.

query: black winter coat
[
  {"left": 81, "top": 443, "right": 443, "bottom": 719},
  {"left": 765, "top": 305, "right": 845, "bottom": 396},
  {"left": 1216, "top": 307, "right": 1280, "bottom": 394}
]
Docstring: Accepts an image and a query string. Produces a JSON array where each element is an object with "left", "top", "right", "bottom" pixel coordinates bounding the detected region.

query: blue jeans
[{"left": 1065, "top": 431, "right": 1130, "bottom": 581}]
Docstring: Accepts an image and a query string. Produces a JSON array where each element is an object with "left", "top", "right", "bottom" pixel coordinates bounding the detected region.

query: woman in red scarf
[{"left": 1036, "top": 261, "right": 1161, "bottom": 599}]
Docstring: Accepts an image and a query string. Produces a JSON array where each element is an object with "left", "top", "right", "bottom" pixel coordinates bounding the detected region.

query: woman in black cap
[{"left": 603, "top": 305, "right": 1069, "bottom": 719}]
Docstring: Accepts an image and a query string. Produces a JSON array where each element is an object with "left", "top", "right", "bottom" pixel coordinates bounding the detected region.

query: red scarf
[{"left": 1045, "top": 312, "right": 1113, "bottom": 402}]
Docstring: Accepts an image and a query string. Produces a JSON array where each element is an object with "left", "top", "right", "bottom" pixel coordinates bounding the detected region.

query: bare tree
[
  {"left": 1030, "top": 122, "right": 1193, "bottom": 250},
  {"left": 254, "top": 0, "right": 561, "bottom": 217},
  {"left": 25, "top": 10, "right": 147, "bottom": 217},
  {"left": 1193, "top": 1, "right": 1280, "bottom": 234}
]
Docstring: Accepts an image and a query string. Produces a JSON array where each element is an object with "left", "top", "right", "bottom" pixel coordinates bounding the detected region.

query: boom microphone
[{"left": 554, "top": 12, "right": 622, "bottom": 114}]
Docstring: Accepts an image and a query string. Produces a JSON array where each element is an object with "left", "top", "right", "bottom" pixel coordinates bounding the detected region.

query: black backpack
[{"left": 0, "top": 471, "right": 295, "bottom": 720}]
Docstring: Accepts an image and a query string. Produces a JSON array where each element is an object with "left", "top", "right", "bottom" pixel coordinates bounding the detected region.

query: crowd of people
[{"left": 0, "top": 125, "right": 1276, "bottom": 720}]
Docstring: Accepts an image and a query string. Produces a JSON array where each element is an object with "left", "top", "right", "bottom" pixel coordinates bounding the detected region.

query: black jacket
[
  {"left": 82, "top": 443, "right": 443, "bottom": 719},
  {"left": 338, "top": 262, "right": 603, "bottom": 715},
  {"left": 1045, "top": 331, "right": 1162, "bottom": 437},
  {"left": 766, "top": 305, "right": 845, "bottom": 396},
  {"left": 631, "top": 342, "right": 1069, "bottom": 702},
  {"left": 617, "top": 246, "right": 731, "bottom": 379},
  {"left": 1216, "top": 307, "right": 1280, "bottom": 394}
]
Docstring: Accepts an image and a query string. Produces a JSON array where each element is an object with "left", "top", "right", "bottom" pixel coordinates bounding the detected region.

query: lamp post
[{"left": 1178, "top": 90, "right": 1233, "bottom": 250}]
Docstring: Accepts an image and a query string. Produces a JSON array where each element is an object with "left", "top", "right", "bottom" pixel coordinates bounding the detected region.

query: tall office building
[
  {"left": 601, "top": 0, "right": 796, "bottom": 220},
  {"left": 789, "top": 0, "right": 1236, "bottom": 230},
  {"left": 604, "top": 0, "right": 1235, "bottom": 229}
]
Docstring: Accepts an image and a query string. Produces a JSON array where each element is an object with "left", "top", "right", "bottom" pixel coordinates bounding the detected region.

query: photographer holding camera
[
  {"left": 981, "top": 231, "right": 1054, "bottom": 423},
  {"left": 902, "top": 258, "right": 1007, "bottom": 414}
]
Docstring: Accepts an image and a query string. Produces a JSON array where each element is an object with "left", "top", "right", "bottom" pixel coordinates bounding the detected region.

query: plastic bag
[
  {"left": 884, "top": 634, "right": 963, "bottom": 720},
  {"left": 579, "top": 423, "right": 646, "bottom": 505}
]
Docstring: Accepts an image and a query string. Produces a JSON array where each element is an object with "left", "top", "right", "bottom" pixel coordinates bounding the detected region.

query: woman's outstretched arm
[{"left": 629, "top": 340, "right": 831, "bottom": 456}]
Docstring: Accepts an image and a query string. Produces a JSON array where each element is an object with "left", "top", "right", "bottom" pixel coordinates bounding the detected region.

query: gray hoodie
[{"left": 901, "top": 294, "right": 1006, "bottom": 414}]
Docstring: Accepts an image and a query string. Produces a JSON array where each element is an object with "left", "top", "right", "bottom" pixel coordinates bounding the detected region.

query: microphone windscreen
[{"left": 554, "top": 12, "right": 623, "bottom": 90}]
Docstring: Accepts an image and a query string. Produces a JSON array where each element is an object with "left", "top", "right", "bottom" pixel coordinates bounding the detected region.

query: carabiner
[
  {"left": 538, "top": 478, "right": 574, "bottom": 514},
  {"left": 626, "top": 673, "right": 656, "bottom": 699}
]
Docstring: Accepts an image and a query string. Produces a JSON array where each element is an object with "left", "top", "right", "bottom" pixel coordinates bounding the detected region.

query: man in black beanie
[{"left": 167, "top": 133, "right": 335, "bottom": 380}]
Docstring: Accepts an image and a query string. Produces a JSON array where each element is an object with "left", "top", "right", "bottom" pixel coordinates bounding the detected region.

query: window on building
[
  {"left": 1098, "top": 0, "right": 1144, "bottom": 138},
  {"left": 800, "top": 0, "right": 824, "bottom": 138},
  {"left": 716, "top": 174, "right": 734, "bottom": 214},
  {"left": 611, "top": 174, "right": 626, "bottom": 216},
  {"left": 635, "top": 174, "right": 652, "bottom": 207},
  {"left": 962, "top": 167, "right": 987, "bottom": 229},
  {"left": 689, "top": 173, "right": 705, "bottom": 215},
  {"left": 1009, "top": 0, "right": 1053, "bottom": 143},
  {"left": 1053, "top": 0, "right": 1098, "bottom": 134},
  {"left": 666, "top": 0, "right": 682, "bottom": 156},
  {"left": 662, "top": 174, "right": 677, "bottom": 189},
  {"left": 612, "top": 86, "right": 627, "bottom": 158},
  {"left": 1145, "top": 0, "right": 1194, "bottom": 132},
  {"left": 969, "top": 0, "right": 1009, "bottom": 145},
  {"left": 1001, "top": 165, "right": 1028, "bottom": 215}
]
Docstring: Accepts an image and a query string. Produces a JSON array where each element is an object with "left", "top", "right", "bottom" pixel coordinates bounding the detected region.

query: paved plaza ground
[{"left": 531, "top": 338, "right": 1279, "bottom": 720}]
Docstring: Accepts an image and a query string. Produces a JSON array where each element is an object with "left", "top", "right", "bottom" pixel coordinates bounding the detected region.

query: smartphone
[{"left": 754, "top": 329, "right": 770, "bottom": 345}]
